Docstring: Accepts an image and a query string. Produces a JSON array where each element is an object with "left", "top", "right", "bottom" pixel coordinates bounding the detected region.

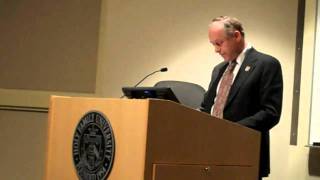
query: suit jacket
[{"left": 200, "top": 48, "right": 283, "bottom": 177}]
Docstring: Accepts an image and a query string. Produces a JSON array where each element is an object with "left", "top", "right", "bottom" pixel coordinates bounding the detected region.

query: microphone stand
[
  {"left": 133, "top": 70, "right": 161, "bottom": 87},
  {"left": 120, "top": 67, "right": 168, "bottom": 98}
]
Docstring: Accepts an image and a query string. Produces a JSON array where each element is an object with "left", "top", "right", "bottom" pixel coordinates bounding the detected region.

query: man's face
[{"left": 208, "top": 22, "right": 241, "bottom": 61}]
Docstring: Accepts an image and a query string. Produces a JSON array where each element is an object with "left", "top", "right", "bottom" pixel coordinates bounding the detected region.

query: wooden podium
[{"left": 44, "top": 96, "right": 260, "bottom": 180}]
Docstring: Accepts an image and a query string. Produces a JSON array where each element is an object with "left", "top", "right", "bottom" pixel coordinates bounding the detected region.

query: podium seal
[{"left": 73, "top": 111, "right": 115, "bottom": 180}]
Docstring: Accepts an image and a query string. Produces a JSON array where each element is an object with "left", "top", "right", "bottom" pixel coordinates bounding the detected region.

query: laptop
[{"left": 122, "top": 87, "right": 180, "bottom": 103}]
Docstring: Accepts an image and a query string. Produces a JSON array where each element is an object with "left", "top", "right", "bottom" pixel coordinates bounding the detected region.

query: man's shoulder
[{"left": 248, "top": 48, "right": 281, "bottom": 66}]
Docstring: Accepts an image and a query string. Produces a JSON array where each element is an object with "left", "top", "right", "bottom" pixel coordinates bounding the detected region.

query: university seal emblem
[{"left": 73, "top": 111, "right": 115, "bottom": 180}]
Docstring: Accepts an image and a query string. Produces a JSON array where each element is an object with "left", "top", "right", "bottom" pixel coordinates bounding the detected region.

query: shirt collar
[{"left": 231, "top": 43, "right": 252, "bottom": 66}]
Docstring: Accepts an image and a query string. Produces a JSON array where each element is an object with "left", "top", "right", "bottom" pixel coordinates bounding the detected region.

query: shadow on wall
[{"left": 308, "top": 147, "right": 320, "bottom": 176}]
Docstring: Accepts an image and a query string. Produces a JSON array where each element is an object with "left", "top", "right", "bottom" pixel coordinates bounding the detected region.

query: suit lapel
[
  {"left": 225, "top": 48, "right": 257, "bottom": 107},
  {"left": 214, "top": 63, "right": 228, "bottom": 82}
]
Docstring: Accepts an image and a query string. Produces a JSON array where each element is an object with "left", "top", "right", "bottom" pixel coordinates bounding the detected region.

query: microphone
[
  {"left": 160, "top": 67, "right": 168, "bottom": 72},
  {"left": 120, "top": 67, "right": 168, "bottom": 98},
  {"left": 133, "top": 67, "right": 168, "bottom": 87}
]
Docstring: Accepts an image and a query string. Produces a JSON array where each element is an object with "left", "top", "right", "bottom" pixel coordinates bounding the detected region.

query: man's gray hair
[{"left": 212, "top": 16, "right": 245, "bottom": 37}]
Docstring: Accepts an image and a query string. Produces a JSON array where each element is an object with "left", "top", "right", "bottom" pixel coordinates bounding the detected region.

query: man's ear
[{"left": 234, "top": 31, "right": 242, "bottom": 40}]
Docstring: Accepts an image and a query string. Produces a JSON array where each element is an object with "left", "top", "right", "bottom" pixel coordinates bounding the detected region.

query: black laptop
[{"left": 122, "top": 87, "right": 180, "bottom": 103}]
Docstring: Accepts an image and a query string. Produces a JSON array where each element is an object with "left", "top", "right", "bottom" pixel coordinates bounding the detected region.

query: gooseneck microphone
[
  {"left": 133, "top": 67, "right": 168, "bottom": 87},
  {"left": 120, "top": 67, "right": 168, "bottom": 98}
]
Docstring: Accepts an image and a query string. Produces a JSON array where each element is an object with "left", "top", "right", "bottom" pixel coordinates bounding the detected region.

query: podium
[{"left": 44, "top": 96, "right": 260, "bottom": 180}]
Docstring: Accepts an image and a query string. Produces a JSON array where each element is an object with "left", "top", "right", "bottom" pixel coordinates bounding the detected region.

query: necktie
[{"left": 212, "top": 61, "right": 237, "bottom": 118}]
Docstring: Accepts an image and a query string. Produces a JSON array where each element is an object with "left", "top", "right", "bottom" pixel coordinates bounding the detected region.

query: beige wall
[
  {"left": 96, "top": 0, "right": 298, "bottom": 98},
  {"left": 0, "top": 0, "right": 319, "bottom": 179}
]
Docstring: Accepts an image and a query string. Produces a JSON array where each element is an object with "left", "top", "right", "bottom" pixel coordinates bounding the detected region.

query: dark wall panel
[
  {"left": 0, "top": 0, "right": 101, "bottom": 93},
  {"left": 0, "top": 110, "right": 48, "bottom": 180}
]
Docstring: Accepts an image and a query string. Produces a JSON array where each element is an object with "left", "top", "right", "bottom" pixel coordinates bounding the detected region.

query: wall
[
  {"left": 309, "top": 0, "right": 320, "bottom": 146},
  {"left": 0, "top": 0, "right": 101, "bottom": 93},
  {"left": 288, "top": 0, "right": 320, "bottom": 179},
  {"left": 0, "top": 110, "right": 47, "bottom": 179},
  {"left": 0, "top": 0, "right": 100, "bottom": 179}
]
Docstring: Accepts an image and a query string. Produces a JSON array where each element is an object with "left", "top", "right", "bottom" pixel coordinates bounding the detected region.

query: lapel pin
[{"left": 245, "top": 66, "right": 251, "bottom": 72}]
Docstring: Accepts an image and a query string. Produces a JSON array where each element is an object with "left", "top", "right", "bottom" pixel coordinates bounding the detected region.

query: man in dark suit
[{"left": 200, "top": 16, "right": 283, "bottom": 179}]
